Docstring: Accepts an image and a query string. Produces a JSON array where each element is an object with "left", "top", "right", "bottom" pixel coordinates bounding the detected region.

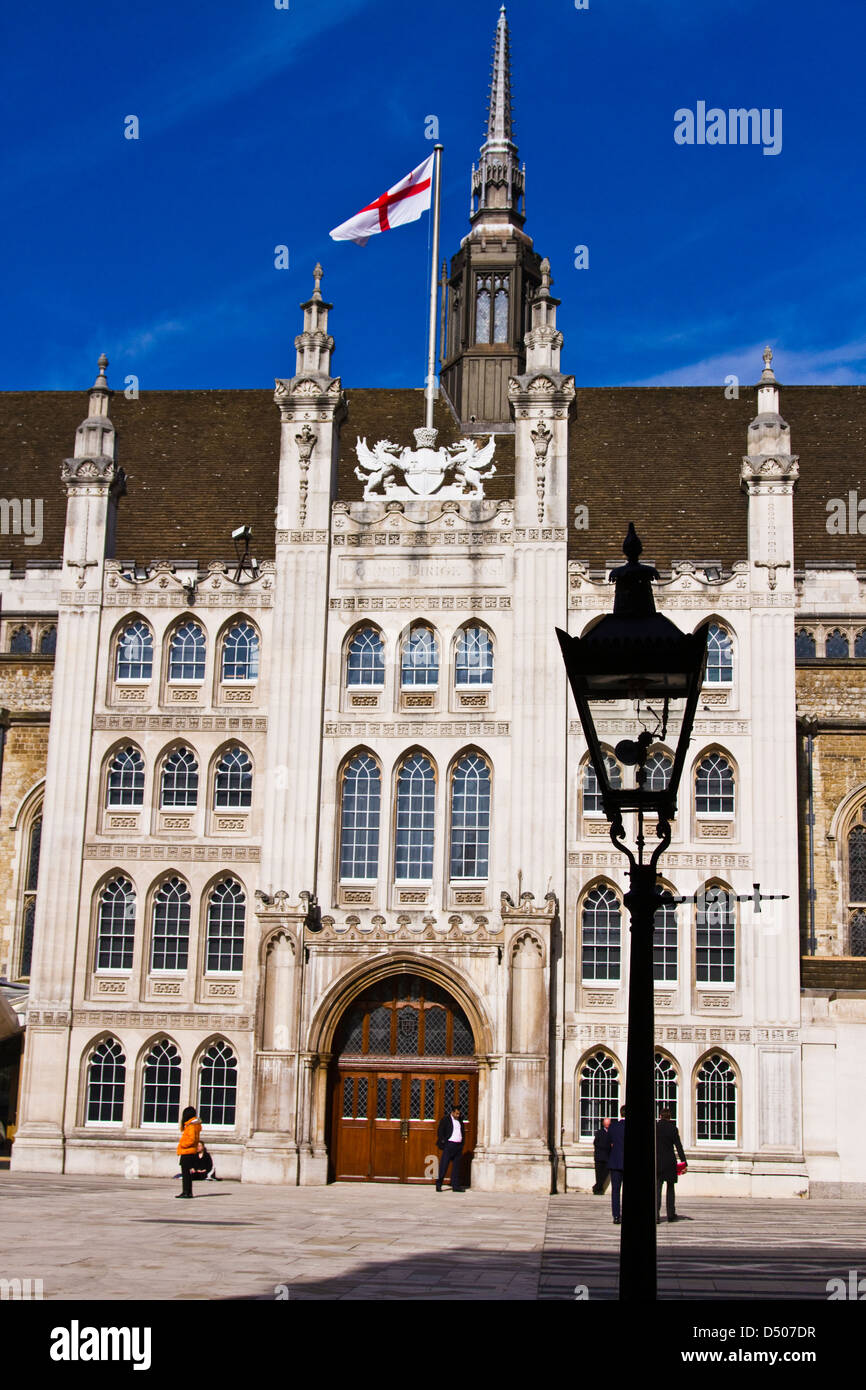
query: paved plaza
[{"left": 1, "top": 1171, "right": 864, "bottom": 1301}]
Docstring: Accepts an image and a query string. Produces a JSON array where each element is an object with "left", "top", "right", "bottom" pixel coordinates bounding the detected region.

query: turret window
[{"left": 474, "top": 274, "right": 510, "bottom": 344}]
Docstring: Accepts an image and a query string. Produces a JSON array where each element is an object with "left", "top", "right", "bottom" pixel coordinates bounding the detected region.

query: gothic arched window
[
  {"left": 455, "top": 626, "right": 493, "bottom": 687},
  {"left": 96, "top": 877, "right": 136, "bottom": 972},
  {"left": 474, "top": 275, "right": 491, "bottom": 343},
  {"left": 581, "top": 885, "right": 621, "bottom": 982},
  {"left": 339, "top": 753, "right": 381, "bottom": 882},
  {"left": 795, "top": 628, "right": 817, "bottom": 658},
  {"left": 653, "top": 895, "right": 678, "bottom": 982},
  {"left": 582, "top": 754, "right": 622, "bottom": 815},
  {"left": 696, "top": 885, "right": 736, "bottom": 984},
  {"left": 39, "top": 626, "right": 57, "bottom": 655},
  {"left": 450, "top": 753, "right": 491, "bottom": 880},
  {"left": 695, "top": 753, "right": 735, "bottom": 815},
  {"left": 644, "top": 750, "right": 673, "bottom": 793},
  {"left": 17, "top": 811, "right": 41, "bottom": 978},
  {"left": 826, "top": 628, "right": 850, "bottom": 658},
  {"left": 141, "top": 1038, "right": 182, "bottom": 1125},
  {"left": 106, "top": 747, "right": 145, "bottom": 807},
  {"left": 160, "top": 748, "right": 199, "bottom": 808},
  {"left": 346, "top": 627, "right": 385, "bottom": 687},
  {"left": 206, "top": 879, "right": 246, "bottom": 973},
  {"left": 705, "top": 623, "right": 734, "bottom": 684},
  {"left": 855, "top": 630, "right": 866, "bottom": 659},
  {"left": 214, "top": 747, "right": 252, "bottom": 808},
  {"left": 401, "top": 626, "right": 439, "bottom": 688},
  {"left": 86, "top": 1039, "right": 126, "bottom": 1124},
  {"left": 198, "top": 1041, "right": 238, "bottom": 1126},
  {"left": 151, "top": 878, "right": 191, "bottom": 973},
  {"left": 695, "top": 1054, "right": 737, "bottom": 1142},
  {"left": 116, "top": 620, "right": 153, "bottom": 681},
  {"left": 578, "top": 1052, "right": 620, "bottom": 1140},
  {"left": 655, "top": 1053, "right": 678, "bottom": 1122},
  {"left": 493, "top": 275, "right": 510, "bottom": 342},
  {"left": 221, "top": 622, "right": 259, "bottom": 682},
  {"left": 169, "top": 621, "right": 206, "bottom": 681},
  {"left": 9, "top": 626, "right": 32, "bottom": 655},
  {"left": 395, "top": 753, "right": 435, "bottom": 882},
  {"left": 848, "top": 822, "right": 866, "bottom": 955}
]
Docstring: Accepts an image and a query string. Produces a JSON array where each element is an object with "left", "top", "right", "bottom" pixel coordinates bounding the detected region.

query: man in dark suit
[
  {"left": 435, "top": 1105, "right": 466, "bottom": 1192},
  {"left": 592, "top": 1117, "right": 612, "bottom": 1194},
  {"left": 656, "top": 1107, "right": 687, "bottom": 1221},
  {"left": 604, "top": 1105, "right": 626, "bottom": 1224}
]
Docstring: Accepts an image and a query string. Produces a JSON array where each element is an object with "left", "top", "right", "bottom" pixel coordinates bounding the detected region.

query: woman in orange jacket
[{"left": 177, "top": 1106, "right": 202, "bottom": 1198}]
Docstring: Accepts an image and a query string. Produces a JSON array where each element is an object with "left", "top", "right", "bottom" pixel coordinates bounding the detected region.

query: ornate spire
[
  {"left": 293, "top": 264, "right": 335, "bottom": 378},
  {"left": 471, "top": 6, "right": 524, "bottom": 227}
]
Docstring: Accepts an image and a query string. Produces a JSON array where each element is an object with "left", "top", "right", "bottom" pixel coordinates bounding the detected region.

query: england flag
[{"left": 329, "top": 154, "right": 435, "bottom": 246}]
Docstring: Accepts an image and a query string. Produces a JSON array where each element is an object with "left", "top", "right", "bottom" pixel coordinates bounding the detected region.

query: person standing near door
[{"left": 435, "top": 1105, "right": 466, "bottom": 1192}]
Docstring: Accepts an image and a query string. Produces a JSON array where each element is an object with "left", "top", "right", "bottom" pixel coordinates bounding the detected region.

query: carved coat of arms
[{"left": 354, "top": 427, "right": 496, "bottom": 500}]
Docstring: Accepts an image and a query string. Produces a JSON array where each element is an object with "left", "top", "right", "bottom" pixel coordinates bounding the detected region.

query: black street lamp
[{"left": 557, "top": 523, "right": 709, "bottom": 1302}]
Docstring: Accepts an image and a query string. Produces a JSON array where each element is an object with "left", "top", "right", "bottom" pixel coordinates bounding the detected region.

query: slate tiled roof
[{"left": 0, "top": 383, "right": 864, "bottom": 575}]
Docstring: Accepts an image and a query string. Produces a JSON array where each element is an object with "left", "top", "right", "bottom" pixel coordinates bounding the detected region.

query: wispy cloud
[{"left": 630, "top": 338, "right": 866, "bottom": 387}]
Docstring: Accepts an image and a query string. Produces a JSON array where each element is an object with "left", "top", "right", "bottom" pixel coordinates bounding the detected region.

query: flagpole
[{"left": 424, "top": 144, "right": 443, "bottom": 430}]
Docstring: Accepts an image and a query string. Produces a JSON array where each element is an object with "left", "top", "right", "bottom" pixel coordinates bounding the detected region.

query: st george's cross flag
[{"left": 329, "top": 154, "right": 434, "bottom": 246}]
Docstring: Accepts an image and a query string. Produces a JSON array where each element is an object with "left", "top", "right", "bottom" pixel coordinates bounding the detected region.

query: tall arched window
[
  {"left": 795, "top": 628, "right": 817, "bottom": 659},
  {"left": 214, "top": 747, "right": 252, "bottom": 808},
  {"left": 695, "top": 1054, "right": 737, "bottom": 1141},
  {"left": 653, "top": 895, "right": 677, "bottom": 982},
  {"left": 705, "top": 623, "right": 734, "bottom": 683},
  {"left": 198, "top": 1041, "right": 238, "bottom": 1126},
  {"left": 160, "top": 748, "right": 199, "bottom": 808},
  {"left": 581, "top": 885, "right": 621, "bottom": 982},
  {"left": 39, "top": 626, "right": 57, "bottom": 655},
  {"left": 695, "top": 753, "right": 735, "bottom": 815},
  {"left": 206, "top": 879, "right": 246, "bottom": 973},
  {"left": 106, "top": 747, "right": 145, "bottom": 807},
  {"left": 169, "top": 621, "right": 206, "bottom": 681},
  {"left": 151, "top": 878, "right": 191, "bottom": 972},
  {"left": 455, "top": 626, "right": 493, "bottom": 687},
  {"left": 339, "top": 753, "right": 381, "bottom": 881},
  {"left": 450, "top": 753, "right": 491, "bottom": 880},
  {"left": 855, "top": 630, "right": 866, "bottom": 659},
  {"left": 17, "top": 811, "right": 41, "bottom": 978},
  {"left": 141, "top": 1039, "right": 182, "bottom": 1125},
  {"left": 582, "top": 754, "right": 622, "bottom": 815},
  {"left": 395, "top": 753, "right": 435, "bottom": 882},
  {"left": 696, "top": 886, "right": 736, "bottom": 984},
  {"left": 401, "top": 626, "right": 439, "bottom": 687},
  {"left": 86, "top": 1039, "right": 126, "bottom": 1124},
  {"left": 9, "top": 626, "right": 32, "bottom": 654},
  {"left": 475, "top": 274, "right": 491, "bottom": 343},
  {"left": 221, "top": 622, "right": 259, "bottom": 682},
  {"left": 847, "top": 821, "right": 866, "bottom": 956},
  {"left": 346, "top": 627, "right": 385, "bottom": 687},
  {"left": 578, "top": 1052, "right": 620, "bottom": 1140},
  {"left": 644, "top": 750, "right": 673, "bottom": 793},
  {"left": 493, "top": 275, "right": 509, "bottom": 343},
  {"left": 96, "top": 877, "right": 136, "bottom": 972},
  {"left": 116, "top": 620, "right": 153, "bottom": 680},
  {"left": 826, "top": 628, "right": 850, "bottom": 658},
  {"left": 654, "top": 1053, "right": 678, "bottom": 1121}
]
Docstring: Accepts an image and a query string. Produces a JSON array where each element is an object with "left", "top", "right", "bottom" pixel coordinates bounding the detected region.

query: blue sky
[{"left": 2, "top": 0, "right": 865, "bottom": 390}]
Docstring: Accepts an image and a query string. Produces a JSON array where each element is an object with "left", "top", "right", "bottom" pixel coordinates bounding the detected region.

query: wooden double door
[{"left": 332, "top": 1067, "right": 477, "bottom": 1184}]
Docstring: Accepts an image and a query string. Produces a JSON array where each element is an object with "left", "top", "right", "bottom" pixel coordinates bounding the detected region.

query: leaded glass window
[
  {"left": 696, "top": 886, "right": 735, "bottom": 984},
  {"left": 579, "top": 1052, "right": 620, "bottom": 1140},
  {"left": 368, "top": 1006, "right": 392, "bottom": 1053},
  {"left": 333, "top": 976, "right": 474, "bottom": 1059},
  {"left": 423, "top": 1006, "right": 447, "bottom": 1056},
  {"left": 795, "top": 628, "right": 817, "bottom": 658},
  {"left": 96, "top": 877, "right": 135, "bottom": 971},
  {"left": 141, "top": 1039, "right": 181, "bottom": 1126},
  {"left": 18, "top": 812, "right": 41, "bottom": 977},
  {"left": 644, "top": 751, "right": 673, "bottom": 793},
  {"left": 106, "top": 747, "right": 145, "bottom": 807},
  {"left": 222, "top": 622, "right": 259, "bottom": 682},
  {"left": 856, "top": 630, "right": 866, "bottom": 658},
  {"left": 116, "top": 621, "right": 153, "bottom": 680},
  {"left": 696, "top": 1054, "right": 737, "bottom": 1141},
  {"left": 214, "top": 746, "right": 252, "bottom": 808},
  {"left": 444, "top": 1079, "right": 470, "bottom": 1116},
  {"left": 395, "top": 753, "right": 435, "bottom": 882},
  {"left": 705, "top": 624, "right": 734, "bottom": 683},
  {"left": 161, "top": 747, "right": 198, "bottom": 808},
  {"left": 339, "top": 754, "right": 381, "bottom": 881},
  {"left": 475, "top": 274, "right": 508, "bottom": 343},
  {"left": 169, "top": 621, "right": 206, "bottom": 681},
  {"left": 9, "top": 626, "right": 32, "bottom": 654},
  {"left": 583, "top": 755, "right": 622, "bottom": 814},
  {"left": 346, "top": 627, "right": 385, "bottom": 687},
  {"left": 39, "top": 626, "right": 57, "bottom": 655},
  {"left": 849, "top": 825, "right": 866, "bottom": 902},
  {"left": 151, "top": 877, "right": 190, "bottom": 972},
  {"left": 653, "top": 898, "right": 677, "bottom": 982},
  {"left": 396, "top": 1006, "right": 420, "bottom": 1055},
  {"left": 655, "top": 1053, "right": 678, "bottom": 1122},
  {"left": 198, "top": 1041, "right": 238, "bottom": 1126},
  {"left": 475, "top": 275, "right": 491, "bottom": 343},
  {"left": 450, "top": 753, "right": 491, "bottom": 880},
  {"left": 206, "top": 879, "right": 245, "bottom": 973},
  {"left": 826, "top": 628, "right": 849, "bottom": 658},
  {"left": 493, "top": 275, "right": 509, "bottom": 343},
  {"left": 695, "top": 753, "right": 735, "bottom": 815},
  {"left": 86, "top": 1039, "right": 126, "bottom": 1124},
  {"left": 452, "top": 1013, "right": 474, "bottom": 1057},
  {"left": 850, "top": 911, "right": 866, "bottom": 957},
  {"left": 582, "top": 885, "right": 621, "bottom": 982},
  {"left": 455, "top": 626, "right": 493, "bottom": 687},
  {"left": 401, "top": 626, "right": 439, "bottom": 687}
]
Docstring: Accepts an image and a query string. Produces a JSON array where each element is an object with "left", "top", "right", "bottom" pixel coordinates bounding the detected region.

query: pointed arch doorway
[{"left": 329, "top": 972, "right": 479, "bottom": 1184}]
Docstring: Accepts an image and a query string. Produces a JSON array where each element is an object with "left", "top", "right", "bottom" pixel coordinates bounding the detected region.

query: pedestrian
[
  {"left": 435, "top": 1104, "right": 466, "bottom": 1192},
  {"left": 189, "top": 1141, "right": 219, "bottom": 1182},
  {"left": 592, "top": 1116, "right": 612, "bottom": 1194},
  {"left": 176, "top": 1106, "right": 201, "bottom": 1199},
  {"left": 656, "top": 1107, "right": 687, "bottom": 1222},
  {"left": 605, "top": 1105, "right": 626, "bottom": 1224}
]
